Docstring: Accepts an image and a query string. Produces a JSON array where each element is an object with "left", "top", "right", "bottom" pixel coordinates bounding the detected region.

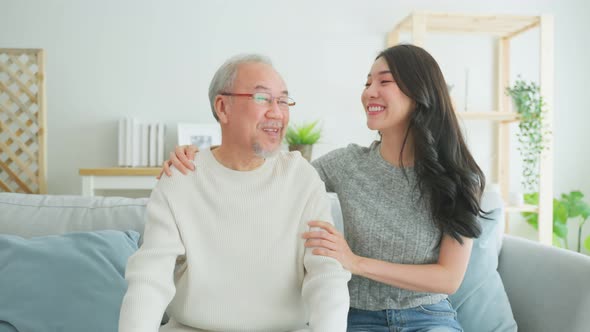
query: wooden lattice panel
[{"left": 0, "top": 48, "right": 46, "bottom": 193}]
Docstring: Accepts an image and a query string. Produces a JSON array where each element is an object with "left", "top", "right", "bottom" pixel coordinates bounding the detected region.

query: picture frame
[{"left": 177, "top": 123, "right": 221, "bottom": 150}]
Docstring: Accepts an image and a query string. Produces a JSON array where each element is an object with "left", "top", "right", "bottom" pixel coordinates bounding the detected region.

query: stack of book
[{"left": 118, "top": 117, "right": 165, "bottom": 167}]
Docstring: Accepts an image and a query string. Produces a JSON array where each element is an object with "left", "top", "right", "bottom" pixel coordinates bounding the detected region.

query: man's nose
[{"left": 266, "top": 101, "right": 283, "bottom": 118}]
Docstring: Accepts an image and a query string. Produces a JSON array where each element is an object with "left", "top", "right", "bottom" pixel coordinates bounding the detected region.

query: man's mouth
[
  {"left": 259, "top": 122, "right": 283, "bottom": 138},
  {"left": 262, "top": 127, "right": 280, "bottom": 136}
]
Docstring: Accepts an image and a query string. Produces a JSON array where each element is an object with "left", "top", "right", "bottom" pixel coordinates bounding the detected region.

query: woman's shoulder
[
  {"left": 321, "top": 142, "right": 375, "bottom": 160},
  {"left": 311, "top": 141, "right": 377, "bottom": 171}
]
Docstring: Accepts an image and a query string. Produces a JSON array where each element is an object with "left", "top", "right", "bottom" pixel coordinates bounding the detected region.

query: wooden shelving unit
[
  {"left": 457, "top": 111, "right": 519, "bottom": 122},
  {"left": 388, "top": 12, "right": 554, "bottom": 245}
]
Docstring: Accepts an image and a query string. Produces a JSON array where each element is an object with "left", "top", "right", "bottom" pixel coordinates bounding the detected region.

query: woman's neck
[{"left": 379, "top": 129, "right": 415, "bottom": 167}]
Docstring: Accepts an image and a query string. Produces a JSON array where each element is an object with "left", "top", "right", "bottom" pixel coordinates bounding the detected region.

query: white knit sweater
[{"left": 119, "top": 148, "right": 351, "bottom": 332}]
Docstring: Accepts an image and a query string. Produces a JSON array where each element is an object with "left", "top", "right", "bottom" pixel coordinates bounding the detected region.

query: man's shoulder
[
  {"left": 155, "top": 162, "right": 198, "bottom": 191},
  {"left": 274, "top": 150, "right": 321, "bottom": 178}
]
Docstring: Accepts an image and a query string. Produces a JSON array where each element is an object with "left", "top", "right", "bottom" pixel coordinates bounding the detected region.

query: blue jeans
[{"left": 347, "top": 299, "right": 463, "bottom": 332}]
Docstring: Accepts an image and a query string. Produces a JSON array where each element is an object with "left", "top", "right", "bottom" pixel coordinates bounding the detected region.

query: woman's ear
[{"left": 214, "top": 95, "right": 229, "bottom": 124}]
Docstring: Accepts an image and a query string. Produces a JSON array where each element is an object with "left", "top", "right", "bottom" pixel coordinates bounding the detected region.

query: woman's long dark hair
[{"left": 378, "top": 44, "right": 485, "bottom": 242}]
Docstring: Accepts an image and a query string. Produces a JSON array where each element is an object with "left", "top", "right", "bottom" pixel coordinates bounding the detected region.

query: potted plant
[
  {"left": 506, "top": 78, "right": 551, "bottom": 193},
  {"left": 285, "top": 121, "right": 322, "bottom": 161},
  {"left": 522, "top": 191, "right": 590, "bottom": 253}
]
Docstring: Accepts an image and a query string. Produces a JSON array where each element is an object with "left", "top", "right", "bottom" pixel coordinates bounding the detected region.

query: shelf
[
  {"left": 79, "top": 167, "right": 161, "bottom": 176},
  {"left": 505, "top": 204, "right": 539, "bottom": 213},
  {"left": 455, "top": 111, "right": 519, "bottom": 122},
  {"left": 393, "top": 12, "right": 540, "bottom": 38}
]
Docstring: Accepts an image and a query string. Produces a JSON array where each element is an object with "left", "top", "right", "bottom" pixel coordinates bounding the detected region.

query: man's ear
[{"left": 214, "top": 95, "right": 229, "bottom": 124}]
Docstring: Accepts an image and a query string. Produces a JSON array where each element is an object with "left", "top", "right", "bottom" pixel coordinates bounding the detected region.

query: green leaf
[
  {"left": 553, "top": 199, "right": 568, "bottom": 224},
  {"left": 584, "top": 235, "right": 590, "bottom": 252},
  {"left": 553, "top": 234, "right": 565, "bottom": 248},
  {"left": 561, "top": 190, "right": 588, "bottom": 218},
  {"left": 521, "top": 211, "right": 538, "bottom": 229},
  {"left": 523, "top": 192, "right": 539, "bottom": 205},
  {"left": 567, "top": 191, "right": 584, "bottom": 201},
  {"left": 553, "top": 223, "right": 568, "bottom": 239}
]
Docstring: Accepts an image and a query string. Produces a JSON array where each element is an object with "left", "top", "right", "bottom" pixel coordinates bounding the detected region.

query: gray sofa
[{"left": 1, "top": 191, "right": 589, "bottom": 332}]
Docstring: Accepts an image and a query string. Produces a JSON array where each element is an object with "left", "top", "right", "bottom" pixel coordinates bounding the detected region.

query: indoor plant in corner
[{"left": 285, "top": 121, "right": 321, "bottom": 161}]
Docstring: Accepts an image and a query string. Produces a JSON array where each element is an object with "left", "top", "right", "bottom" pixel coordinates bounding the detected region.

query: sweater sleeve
[
  {"left": 119, "top": 181, "right": 186, "bottom": 332},
  {"left": 301, "top": 178, "right": 351, "bottom": 332}
]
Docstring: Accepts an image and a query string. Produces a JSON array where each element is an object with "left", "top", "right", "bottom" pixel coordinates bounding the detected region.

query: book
[
  {"left": 118, "top": 118, "right": 126, "bottom": 167},
  {"left": 140, "top": 122, "right": 149, "bottom": 167},
  {"left": 125, "top": 117, "right": 133, "bottom": 167},
  {"left": 132, "top": 118, "right": 141, "bottom": 167},
  {"left": 148, "top": 123, "right": 157, "bottom": 167},
  {"left": 156, "top": 123, "right": 165, "bottom": 166}
]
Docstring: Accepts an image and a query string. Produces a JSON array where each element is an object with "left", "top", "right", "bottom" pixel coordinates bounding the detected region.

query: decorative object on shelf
[
  {"left": 0, "top": 48, "right": 47, "bottom": 194},
  {"left": 506, "top": 78, "right": 551, "bottom": 194},
  {"left": 118, "top": 118, "right": 165, "bottom": 167},
  {"left": 285, "top": 121, "right": 322, "bottom": 161},
  {"left": 523, "top": 191, "right": 590, "bottom": 252},
  {"left": 177, "top": 123, "right": 221, "bottom": 151}
]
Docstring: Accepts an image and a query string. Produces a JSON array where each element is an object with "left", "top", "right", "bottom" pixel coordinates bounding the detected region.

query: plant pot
[{"left": 289, "top": 144, "right": 313, "bottom": 161}]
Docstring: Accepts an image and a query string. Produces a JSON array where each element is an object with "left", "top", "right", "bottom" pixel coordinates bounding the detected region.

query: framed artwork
[{"left": 177, "top": 123, "right": 221, "bottom": 149}]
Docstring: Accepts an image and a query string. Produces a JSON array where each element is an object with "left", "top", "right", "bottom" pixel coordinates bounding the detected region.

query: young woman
[{"left": 161, "top": 44, "right": 485, "bottom": 331}]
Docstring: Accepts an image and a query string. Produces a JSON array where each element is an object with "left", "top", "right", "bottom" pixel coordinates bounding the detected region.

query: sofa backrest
[
  {"left": 0, "top": 193, "right": 148, "bottom": 238},
  {"left": 0, "top": 192, "right": 345, "bottom": 239},
  {"left": 0, "top": 190, "right": 500, "bottom": 245}
]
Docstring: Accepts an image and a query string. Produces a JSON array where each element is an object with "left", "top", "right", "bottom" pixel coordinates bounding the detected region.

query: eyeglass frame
[{"left": 219, "top": 92, "right": 296, "bottom": 109}]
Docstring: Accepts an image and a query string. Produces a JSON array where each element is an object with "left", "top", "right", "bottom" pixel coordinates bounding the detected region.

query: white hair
[{"left": 208, "top": 54, "right": 273, "bottom": 121}]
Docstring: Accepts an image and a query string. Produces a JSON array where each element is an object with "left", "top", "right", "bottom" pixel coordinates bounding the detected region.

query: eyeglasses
[{"left": 220, "top": 92, "right": 296, "bottom": 110}]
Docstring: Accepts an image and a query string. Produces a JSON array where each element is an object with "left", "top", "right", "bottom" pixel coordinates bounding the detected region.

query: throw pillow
[
  {"left": 0, "top": 230, "right": 140, "bottom": 332},
  {"left": 449, "top": 208, "right": 517, "bottom": 332}
]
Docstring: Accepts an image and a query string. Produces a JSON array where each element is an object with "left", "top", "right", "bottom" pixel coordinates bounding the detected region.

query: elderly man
[{"left": 118, "top": 54, "right": 351, "bottom": 332}]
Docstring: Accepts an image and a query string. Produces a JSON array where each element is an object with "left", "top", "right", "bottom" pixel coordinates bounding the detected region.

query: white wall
[{"left": 1, "top": 0, "right": 589, "bottom": 247}]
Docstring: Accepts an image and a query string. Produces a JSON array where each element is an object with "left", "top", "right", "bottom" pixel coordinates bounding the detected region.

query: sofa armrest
[{"left": 498, "top": 235, "right": 590, "bottom": 332}]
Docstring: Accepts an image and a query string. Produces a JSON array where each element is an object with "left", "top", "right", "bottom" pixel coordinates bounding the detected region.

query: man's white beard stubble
[
  {"left": 253, "top": 142, "right": 280, "bottom": 158},
  {"left": 253, "top": 120, "right": 283, "bottom": 158}
]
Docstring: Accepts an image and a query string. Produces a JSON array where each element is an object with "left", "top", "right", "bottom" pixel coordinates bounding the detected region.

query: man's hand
[{"left": 157, "top": 145, "right": 199, "bottom": 179}]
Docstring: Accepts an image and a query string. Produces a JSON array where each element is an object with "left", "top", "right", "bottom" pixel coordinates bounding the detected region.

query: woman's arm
[{"left": 303, "top": 221, "right": 472, "bottom": 295}]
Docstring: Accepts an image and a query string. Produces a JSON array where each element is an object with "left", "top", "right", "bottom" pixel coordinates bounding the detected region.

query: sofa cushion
[
  {"left": 449, "top": 208, "right": 517, "bottom": 332},
  {"left": 0, "top": 230, "right": 140, "bottom": 332},
  {"left": 0, "top": 322, "right": 17, "bottom": 332},
  {"left": 0, "top": 193, "right": 148, "bottom": 238}
]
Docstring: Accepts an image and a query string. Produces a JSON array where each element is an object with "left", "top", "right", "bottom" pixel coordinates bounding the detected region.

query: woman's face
[{"left": 361, "top": 57, "right": 414, "bottom": 133}]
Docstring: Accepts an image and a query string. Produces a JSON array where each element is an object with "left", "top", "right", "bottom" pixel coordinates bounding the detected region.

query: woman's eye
[{"left": 381, "top": 80, "right": 393, "bottom": 84}]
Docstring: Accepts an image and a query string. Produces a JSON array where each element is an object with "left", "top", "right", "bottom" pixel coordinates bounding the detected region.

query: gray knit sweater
[{"left": 312, "top": 141, "right": 447, "bottom": 310}]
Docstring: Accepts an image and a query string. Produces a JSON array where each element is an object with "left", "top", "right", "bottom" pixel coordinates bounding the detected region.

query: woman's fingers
[
  {"left": 169, "top": 150, "right": 190, "bottom": 174},
  {"left": 157, "top": 159, "right": 173, "bottom": 179},
  {"left": 307, "top": 220, "right": 339, "bottom": 234},
  {"left": 304, "top": 238, "right": 338, "bottom": 251},
  {"left": 175, "top": 145, "right": 195, "bottom": 171}
]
